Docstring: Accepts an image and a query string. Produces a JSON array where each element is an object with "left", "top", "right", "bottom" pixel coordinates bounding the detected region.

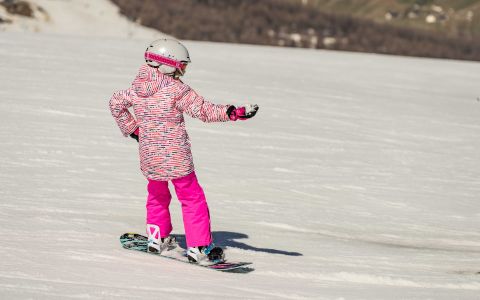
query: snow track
[{"left": 0, "top": 32, "right": 480, "bottom": 299}]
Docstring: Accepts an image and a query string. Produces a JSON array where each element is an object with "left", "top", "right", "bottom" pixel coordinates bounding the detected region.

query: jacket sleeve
[
  {"left": 175, "top": 84, "right": 231, "bottom": 123},
  {"left": 109, "top": 89, "right": 138, "bottom": 136}
]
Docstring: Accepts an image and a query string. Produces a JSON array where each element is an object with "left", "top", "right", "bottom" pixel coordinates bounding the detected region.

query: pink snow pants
[{"left": 146, "top": 171, "right": 212, "bottom": 248}]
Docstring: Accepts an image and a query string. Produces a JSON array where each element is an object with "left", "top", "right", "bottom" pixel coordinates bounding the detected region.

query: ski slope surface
[{"left": 1, "top": 32, "right": 480, "bottom": 299}]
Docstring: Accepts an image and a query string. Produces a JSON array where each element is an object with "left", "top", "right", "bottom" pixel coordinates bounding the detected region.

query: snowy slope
[
  {"left": 1, "top": 31, "right": 480, "bottom": 299},
  {"left": 0, "top": 0, "right": 168, "bottom": 39}
]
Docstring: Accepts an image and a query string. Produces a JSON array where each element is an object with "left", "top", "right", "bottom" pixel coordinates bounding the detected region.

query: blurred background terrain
[
  {"left": 110, "top": 0, "right": 480, "bottom": 60},
  {"left": 1, "top": 0, "right": 479, "bottom": 60}
]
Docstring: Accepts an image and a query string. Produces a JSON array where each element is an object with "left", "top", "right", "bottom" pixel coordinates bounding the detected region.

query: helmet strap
[{"left": 174, "top": 69, "right": 184, "bottom": 79}]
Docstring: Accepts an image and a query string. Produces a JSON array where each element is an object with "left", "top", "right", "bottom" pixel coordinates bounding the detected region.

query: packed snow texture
[
  {"left": 0, "top": 0, "right": 168, "bottom": 39},
  {"left": 1, "top": 31, "right": 480, "bottom": 299}
]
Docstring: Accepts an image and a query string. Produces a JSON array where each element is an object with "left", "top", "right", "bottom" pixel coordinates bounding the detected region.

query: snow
[
  {"left": 0, "top": 0, "right": 168, "bottom": 39},
  {"left": 1, "top": 17, "right": 480, "bottom": 300}
]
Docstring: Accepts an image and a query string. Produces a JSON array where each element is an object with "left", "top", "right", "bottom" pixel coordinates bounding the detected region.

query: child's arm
[
  {"left": 175, "top": 85, "right": 231, "bottom": 123},
  {"left": 109, "top": 89, "right": 138, "bottom": 136}
]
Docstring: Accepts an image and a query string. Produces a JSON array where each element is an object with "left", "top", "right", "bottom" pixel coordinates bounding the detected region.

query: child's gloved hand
[
  {"left": 130, "top": 128, "right": 140, "bottom": 142},
  {"left": 227, "top": 104, "right": 259, "bottom": 121}
]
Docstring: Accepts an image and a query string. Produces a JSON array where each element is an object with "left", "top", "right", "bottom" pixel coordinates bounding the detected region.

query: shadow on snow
[{"left": 173, "top": 231, "right": 303, "bottom": 257}]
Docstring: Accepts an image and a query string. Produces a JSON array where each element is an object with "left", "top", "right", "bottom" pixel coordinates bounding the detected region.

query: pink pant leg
[
  {"left": 172, "top": 172, "right": 212, "bottom": 248},
  {"left": 146, "top": 179, "right": 173, "bottom": 238}
]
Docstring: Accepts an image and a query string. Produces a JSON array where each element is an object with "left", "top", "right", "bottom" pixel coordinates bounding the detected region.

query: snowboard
[{"left": 120, "top": 233, "right": 253, "bottom": 273}]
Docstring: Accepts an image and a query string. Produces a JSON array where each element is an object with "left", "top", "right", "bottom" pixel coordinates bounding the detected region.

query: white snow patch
[
  {"left": 0, "top": 0, "right": 170, "bottom": 39},
  {"left": 258, "top": 271, "right": 480, "bottom": 290},
  {"left": 42, "top": 108, "right": 89, "bottom": 118}
]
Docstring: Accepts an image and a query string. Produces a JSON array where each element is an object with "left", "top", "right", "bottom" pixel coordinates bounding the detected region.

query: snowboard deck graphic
[{"left": 120, "top": 233, "right": 253, "bottom": 273}]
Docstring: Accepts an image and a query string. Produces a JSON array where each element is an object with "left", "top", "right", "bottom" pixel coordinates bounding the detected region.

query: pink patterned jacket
[{"left": 109, "top": 65, "right": 231, "bottom": 181}]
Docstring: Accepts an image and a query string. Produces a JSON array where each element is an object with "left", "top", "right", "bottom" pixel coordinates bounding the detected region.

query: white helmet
[{"left": 145, "top": 39, "right": 191, "bottom": 76}]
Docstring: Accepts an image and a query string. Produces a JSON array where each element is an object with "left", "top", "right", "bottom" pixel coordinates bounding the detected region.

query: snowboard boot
[
  {"left": 186, "top": 243, "right": 225, "bottom": 265},
  {"left": 147, "top": 224, "right": 178, "bottom": 254},
  {"left": 160, "top": 235, "right": 178, "bottom": 253}
]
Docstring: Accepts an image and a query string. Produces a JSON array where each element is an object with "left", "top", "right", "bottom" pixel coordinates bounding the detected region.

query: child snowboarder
[{"left": 109, "top": 39, "right": 259, "bottom": 264}]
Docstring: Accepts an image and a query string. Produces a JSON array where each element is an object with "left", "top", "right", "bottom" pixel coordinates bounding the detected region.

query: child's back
[{"left": 110, "top": 64, "right": 230, "bottom": 180}]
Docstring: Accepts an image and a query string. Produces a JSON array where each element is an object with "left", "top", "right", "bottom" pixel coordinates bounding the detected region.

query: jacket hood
[{"left": 132, "top": 65, "right": 173, "bottom": 97}]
